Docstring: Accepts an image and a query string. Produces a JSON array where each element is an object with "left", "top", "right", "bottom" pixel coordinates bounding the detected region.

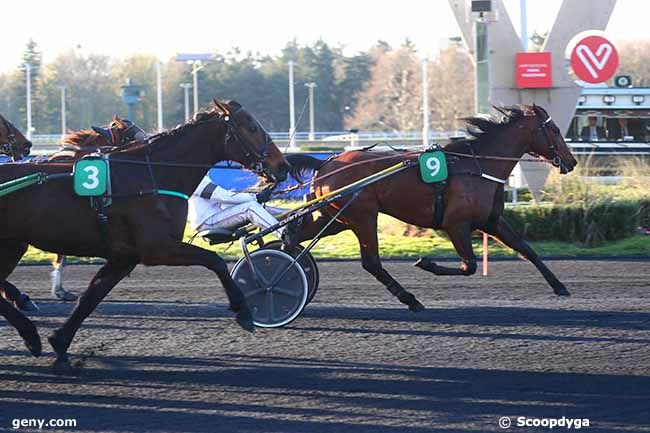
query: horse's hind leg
[
  {"left": 415, "top": 223, "right": 478, "bottom": 276},
  {"left": 483, "top": 216, "right": 570, "bottom": 296},
  {"left": 0, "top": 297, "right": 41, "bottom": 357},
  {"left": 352, "top": 214, "right": 425, "bottom": 312},
  {"left": 0, "top": 240, "right": 41, "bottom": 356},
  {"left": 0, "top": 241, "right": 38, "bottom": 312},
  {"left": 49, "top": 259, "right": 137, "bottom": 371},
  {"left": 51, "top": 255, "right": 77, "bottom": 301}
]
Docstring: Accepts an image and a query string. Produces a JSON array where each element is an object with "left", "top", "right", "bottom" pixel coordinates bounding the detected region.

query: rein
[{"left": 275, "top": 145, "right": 555, "bottom": 195}]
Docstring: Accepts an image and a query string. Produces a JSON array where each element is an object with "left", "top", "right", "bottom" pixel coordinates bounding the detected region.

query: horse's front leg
[
  {"left": 49, "top": 259, "right": 137, "bottom": 371},
  {"left": 139, "top": 242, "right": 254, "bottom": 331},
  {"left": 353, "top": 215, "right": 425, "bottom": 312},
  {"left": 415, "top": 223, "right": 477, "bottom": 276},
  {"left": 483, "top": 216, "right": 570, "bottom": 296}
]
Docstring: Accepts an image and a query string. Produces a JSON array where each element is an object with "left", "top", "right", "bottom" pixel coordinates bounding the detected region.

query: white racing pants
[{"left": 196, "top": 202, "right": 285, "bottom": 240}]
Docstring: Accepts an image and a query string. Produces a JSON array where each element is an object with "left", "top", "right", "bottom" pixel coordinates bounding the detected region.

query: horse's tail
[{"left": 285, "top": 154, "right": 325, "bottom": 183}]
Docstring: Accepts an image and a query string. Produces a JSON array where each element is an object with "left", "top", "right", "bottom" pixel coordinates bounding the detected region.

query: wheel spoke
[
  {"left": 273, "top": 286, "right": 299, "bottom": 297},
  {"left": 243, "top": 287, "right": 265, "bottom": 298},
  {"left": 266, "top": 290, "right": 275, "bottom": 321}
]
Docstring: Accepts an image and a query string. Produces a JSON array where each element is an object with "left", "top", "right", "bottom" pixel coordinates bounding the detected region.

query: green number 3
[{"left": 83, "top": 166, "right": 100, "bottom": 189}]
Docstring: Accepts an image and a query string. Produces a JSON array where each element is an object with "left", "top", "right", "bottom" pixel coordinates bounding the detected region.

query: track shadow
[
  {"left": 300, "top": 305, "right": 650, "bottom": 331},
  {"left": 0, "top": 354, "right": 648, "bottom": 432}
]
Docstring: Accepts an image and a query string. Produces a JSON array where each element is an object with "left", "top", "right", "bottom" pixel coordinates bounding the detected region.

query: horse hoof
[
  {"left": 19, "top": 296, "right": 40, "bottom": 313},
  {"left": 22, "top": 334, "right": 42, "bottom": 357},
  {"left": 52, "top": 357, "right": 73, "bottom": 374},
  {"left": 414, "top": 258, "right": 429, "bottom": 270},
  {"left": 235, "top": 309, "right": 255, "bottom": 333},
  {"left": 19, "top": 325, "right": 42, "bottom": 358},
  {"left": 48, "top": 330, "right": 71, "bottom": 358},
  {"left": 53, "top": 287, "right": 78, "bottom": 302},
  {"left": 554, "top": 286, "right": 571, "bottom": 297},
  {"left": 409, "top": 301, "right": 426, "bottom": 313}
]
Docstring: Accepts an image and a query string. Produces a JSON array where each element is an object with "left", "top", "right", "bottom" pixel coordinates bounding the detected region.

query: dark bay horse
[
  {"left": 0, "top": 99, "right": 290, "bottom": 370},
  {"left": 290, "top": 105, "right": 577, "bottom": 312}
]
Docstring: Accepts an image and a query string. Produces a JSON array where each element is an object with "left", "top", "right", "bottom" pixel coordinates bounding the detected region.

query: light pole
[
  {"left": 421, "top": 58, "right": 429, "bottom": 146},
  {"left": 304, "top": 82, "right": 317, "bottom": 141},
  {"left": 25, "top": 63, "right": 32, "bottom": 139},
  {"left": 191, "top": 61, "right": 202, "bottom": 114},
  {"left": 156, "top": 62, "right": 163, "bottom": 131},
  {"left": 180, "top": 83, "right": 192, "bottom": 121},
  {"left": 176, "top": 53, "right": 215, "bottom": 116},
  {"left": 288, "top": 60, "right": 296, "bottom": 148},
  {"left": 59, "top": 85, "right": 66, "bottom": 138}
]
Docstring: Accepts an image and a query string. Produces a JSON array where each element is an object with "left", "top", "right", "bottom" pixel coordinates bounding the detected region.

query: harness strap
[
  {"left": 480, "top": 173, "right": 507, "bottom": 184},
  {"left": 156, "top": 189, "right": 189, "bottom": 200}
]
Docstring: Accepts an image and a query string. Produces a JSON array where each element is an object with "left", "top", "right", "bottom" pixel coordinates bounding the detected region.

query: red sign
[
  {"left": 570, "top": 35, "right": 618, "bottom": 83},
  {"left": 515, "top": 52, "right": 552, "bottom": 88}
]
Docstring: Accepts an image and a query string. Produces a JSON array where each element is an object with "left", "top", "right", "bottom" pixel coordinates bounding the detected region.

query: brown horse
[
  {"left": 289, "top": 105, "right": 577, "bottom": 312},
  {"left": 0, "top": 115, "right": 35, "bottom": 311},
  {"left": 50, "top": 116, "right": 149, "bottom": 300},
  {"left": 0, "top": 99, "right": 290, "bottom": 370},
  {"left": 50, "top": 116, "right": 147, "bottom": 161}
]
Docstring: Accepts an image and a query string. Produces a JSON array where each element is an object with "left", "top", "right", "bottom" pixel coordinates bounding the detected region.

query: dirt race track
[{"left": 1, "top": 260, "right": 649, "bottom": 433}]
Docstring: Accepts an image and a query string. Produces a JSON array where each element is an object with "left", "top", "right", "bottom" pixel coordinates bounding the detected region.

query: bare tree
[{"left": 617, "top": 40, "right": 650, "bottom": 87}]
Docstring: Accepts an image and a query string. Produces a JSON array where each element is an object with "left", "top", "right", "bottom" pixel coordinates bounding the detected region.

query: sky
[{"left": 0, "top": 0, "right": 647, "bottom": 72}]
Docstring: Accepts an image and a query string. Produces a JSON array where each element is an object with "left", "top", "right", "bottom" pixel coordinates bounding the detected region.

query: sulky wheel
[
  {"left": 231, "top": 248, "right": 308, "bottom": 328},
  {"left": 262, "top": 240, "right": 320, "bottom": 304}
]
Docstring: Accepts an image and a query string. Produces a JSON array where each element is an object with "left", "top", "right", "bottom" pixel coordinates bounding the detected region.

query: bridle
[
  {"left": 221, "top": 106, "right": 275, "bottom": 181},
  {"left": 109, "top": 120, "right": 147, "bottom": 147},
  {"left": 536, "top": 113, "right": 568, "bottom": 171},
  {"left": 0, "top": 116, "right": 28, "bottom": 160}
]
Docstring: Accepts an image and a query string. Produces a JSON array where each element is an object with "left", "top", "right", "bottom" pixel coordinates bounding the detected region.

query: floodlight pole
[
  {"left": 180, "top": 83, "right": 192, "bottom": 121},
  {"left": 59, "top": 85, "right": 66, "bottom": 138},
  {"left": 475, "top": 14, "right": 490, "bottom": 115},
  {"left": 305, "top": 82, "right": 316, "bottom": 140},
  {"left": 288, "top": 60, "right": 296, "bottom": 148},
  {"left": 520, "top": 0, "right": 528, "bottom": 50},
  {"left": 156, "top": 62, "right": 163, "bottom": 131},
  {"left": 422, "top": 58, "right": 429, "bottom": 146},
  {"left": 192, "top": 61, "right": 203, "bottom": 114},
  {"left": 25, "top": 63, "right": 32, "bottom": 139}
]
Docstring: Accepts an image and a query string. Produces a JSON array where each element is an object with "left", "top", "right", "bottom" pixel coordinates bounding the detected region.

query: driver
[{"left": 188, "top": 174, "right": 287, "bottom": 241}]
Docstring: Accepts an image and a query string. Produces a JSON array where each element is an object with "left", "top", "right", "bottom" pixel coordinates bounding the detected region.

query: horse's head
[
  {"left": 91, "top": 116, "right": 148, "bottom": 148},
  {"left": 0, "top": 114, "right": 31, "bottom": 161},
  {"left": 211, "top": 99, "right": 289, "bottom": 182},
  {"left": 526, "top": 104, "right": 577, "bottom": 174}
]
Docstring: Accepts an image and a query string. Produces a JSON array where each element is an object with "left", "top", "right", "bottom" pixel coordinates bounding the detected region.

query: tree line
[{"left": 1, "top": 38, "right": 648, "bottom": 135}]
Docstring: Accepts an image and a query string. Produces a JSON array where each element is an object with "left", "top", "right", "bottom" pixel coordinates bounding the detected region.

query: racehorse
[
  {"left": 0, "top": 117, "right": 146, "bottom": 304},
  {"left": 0, "top": 99, "right": 290, "bottom": 370},
  {"left": 49, "top": 116, "right": 147, "bottom": 161},
  {"left": 49, "top": 116, "right": 148, "bottom": 300},
  {"left": 0, "top": 114, "right": 35, "bottom": 311},
  {"left": 288, "top": 105, "right": 577, "bottom": 312}
]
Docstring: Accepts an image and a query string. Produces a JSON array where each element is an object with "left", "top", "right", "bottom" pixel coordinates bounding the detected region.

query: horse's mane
[
  {"left": 60, "top": 129, "right": 101, "bottom": 148},
  {"left": 444, "top": 105, "right": 530, "bottom": 152},
  {"left": 109, "top": 102, "right": 235, "bottom": 156}
]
